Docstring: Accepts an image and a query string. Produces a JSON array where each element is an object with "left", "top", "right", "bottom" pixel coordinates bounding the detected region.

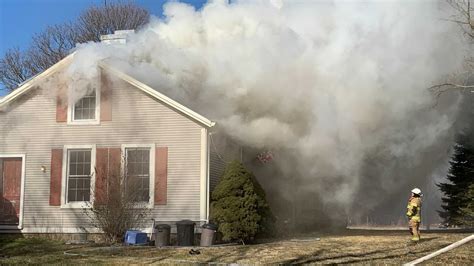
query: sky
[{"left": 0, "top": 0, "right": 207, "bottom": 95}]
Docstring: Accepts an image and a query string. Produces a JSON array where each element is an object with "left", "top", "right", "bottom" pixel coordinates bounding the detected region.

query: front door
[{"left": 0, "top": 158, "right": 22, "bottom": 226}]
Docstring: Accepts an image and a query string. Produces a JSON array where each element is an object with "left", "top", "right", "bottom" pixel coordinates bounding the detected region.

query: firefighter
[{"left": 406, "top": 188, "right": 422, "bottom": 242}]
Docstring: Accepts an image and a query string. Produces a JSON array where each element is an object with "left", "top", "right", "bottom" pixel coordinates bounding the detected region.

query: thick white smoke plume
[{"left": 60, "top": 0, "right": 470, "bottom": 226}]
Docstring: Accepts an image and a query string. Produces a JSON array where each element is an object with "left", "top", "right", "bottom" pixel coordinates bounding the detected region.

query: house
[{"left": 0, "top": 49, "right": 239, "bottom": 235}]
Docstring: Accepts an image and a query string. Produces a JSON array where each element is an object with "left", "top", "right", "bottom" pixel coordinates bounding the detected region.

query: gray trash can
[
  {"left": 155, "top": 224, "right": 171, "bottom": 247},
  {"left": 176, "top": 220, "right": 195, "bottom": 246},
  {"left": 200, "top": 223, "right": 217, "bottom": 247}
]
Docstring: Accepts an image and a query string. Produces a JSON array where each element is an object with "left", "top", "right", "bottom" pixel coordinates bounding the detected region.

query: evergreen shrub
[{"left": 210, "top": 160, "right": 274, "bottom": 243}]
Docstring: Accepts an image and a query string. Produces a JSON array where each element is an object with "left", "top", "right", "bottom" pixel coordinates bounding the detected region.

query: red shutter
[
  {"left": 56, "top": 96, "right": 67, "bottom": 122},
  {"left": 155, "top": 147, "right": 168, "bottom": 205},
  {"left": 100, "top": 72, "right": 112, "bottom": 121},
  {"left": 95, "top": 148, "right": 121, "bottom": 205},
  {"left": 49, "top": 149, "right": 63, "bottom": 206},
  {"left": 95, "top": 148, "right": 108, "bottom": 205},
  {"left": 108, "top": 148, "right": 122, "bottom": 197}
]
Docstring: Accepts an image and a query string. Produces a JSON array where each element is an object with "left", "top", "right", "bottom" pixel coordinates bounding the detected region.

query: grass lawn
[{"left": 0, "top": 230, "right": 472, "bottom": 264}]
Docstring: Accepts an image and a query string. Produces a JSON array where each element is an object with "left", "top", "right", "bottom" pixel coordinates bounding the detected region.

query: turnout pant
[{"left": 409, "top": 219, "right": 420, "bottom": 241}]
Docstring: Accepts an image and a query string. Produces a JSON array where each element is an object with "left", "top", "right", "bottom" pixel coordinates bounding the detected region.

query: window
[
  {"left": 68, "top": 86, "right": 100, "bottom": 125},
  {"left": 61, "top": 145, "right": 96, "bottom": 208},
  {"left": 67, "top": 149, "right": 92, "bottom": 202},
  {"left": 122, "top": 144, "right": 155, "bottom": 206},
  {"left": 74, "top": 91, "right": 96, "bottom": 120},
  {"left": 125, "top": 148, "right": 150, "bottom": 202}
]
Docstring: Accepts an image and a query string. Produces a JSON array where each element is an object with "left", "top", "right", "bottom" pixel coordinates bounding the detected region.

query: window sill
[
  {"left": 67, "top": 120, "right": 100, "bottom": 126},
  {"left": 60, "top": 202, "right": 92, "bottom": 209}
]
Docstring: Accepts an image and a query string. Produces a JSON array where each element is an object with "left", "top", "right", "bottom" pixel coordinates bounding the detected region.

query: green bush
[{"left": 210, "top": 160, "right": 275, "bottom": 243}]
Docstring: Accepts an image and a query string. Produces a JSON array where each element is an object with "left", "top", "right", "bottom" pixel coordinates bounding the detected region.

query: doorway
[{"left": 0, "top": 156, "right": 24, "bottom": 228}]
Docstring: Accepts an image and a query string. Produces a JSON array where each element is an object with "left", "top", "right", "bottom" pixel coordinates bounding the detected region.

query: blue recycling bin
[{"left": 124, "top": 230, "right": 148, "bottom": 245}]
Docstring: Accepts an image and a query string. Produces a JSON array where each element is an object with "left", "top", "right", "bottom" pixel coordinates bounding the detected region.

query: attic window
[
  {"left": 74, "top": 91, "right": 96, "bottom": 120},
  {"left": 68, "top": 86, "right": 100, "bottom": 125}
]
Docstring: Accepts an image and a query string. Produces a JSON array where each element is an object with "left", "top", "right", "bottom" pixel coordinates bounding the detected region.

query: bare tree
[
  {"left": 446, "top": 0, "right": 474, "bottom": 39},
  {"left": 85, "top": 163, "right": 151, "bottom": 244},
  {"left": 430, "top": 1, "right": 474, "bottom": 96},
  {"left": 0, "top": 48, "right": 34, "bottom": 91},
  {"left": 27, "top": 24, "right": 78, "bottom": 73},
  {"left": 0, "top": 2, "right": 149, "bottom": 92},
  {"left": 74, "top": 3, "right": 150, "bottom": 43}
]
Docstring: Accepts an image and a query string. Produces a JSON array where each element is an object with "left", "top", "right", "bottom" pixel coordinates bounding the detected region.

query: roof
[
  {"left": 0, "top": 53, "right": 75, "bottom": 110},
  {"left": 0, "top": 54, "right": 215, "bottom": 128},
  {"left": 99, "top": 63, "right": 215, "bottom": 128}
]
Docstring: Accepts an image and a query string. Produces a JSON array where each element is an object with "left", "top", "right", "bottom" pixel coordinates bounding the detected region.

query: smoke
[{"left": 58, "top": 0, "right": 470, "bottom": 227}]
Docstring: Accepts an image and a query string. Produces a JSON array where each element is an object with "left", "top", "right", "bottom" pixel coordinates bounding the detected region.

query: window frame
[
  {"left": 121, "top": 144, "right": 155, "bottom": 209},
  {"left": 67, "top": 86, "right": 101, "bottom": 125},
  {"left": 61, "top": 145, "right": 96, "bottom": 208}
]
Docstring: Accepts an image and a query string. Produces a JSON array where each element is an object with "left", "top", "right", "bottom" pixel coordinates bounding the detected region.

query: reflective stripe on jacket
[{"left": 406, "top": 197, "right": 421, "bottom": 222}]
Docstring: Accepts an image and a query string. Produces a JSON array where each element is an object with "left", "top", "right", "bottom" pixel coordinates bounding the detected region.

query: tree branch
[
  {"left": 428, "top": 83, "right": 474, "bottom": 104},
  {"left": 0, "top": 2, "right": 150, "bottom": 91},
  {"left": 429, "top": 83, "right": 474, "bottom": 90}
]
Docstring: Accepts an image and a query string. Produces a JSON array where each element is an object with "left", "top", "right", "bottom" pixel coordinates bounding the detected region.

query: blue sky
[
  {"left": 0, "top": 0, "right": 207, "bottom": 95},
  {"left": 0, "top": 0, "right": 207, "bottom": 54}
]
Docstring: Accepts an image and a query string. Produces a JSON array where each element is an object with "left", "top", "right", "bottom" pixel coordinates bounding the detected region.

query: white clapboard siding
[{"left": 0, "top": 76, "right": 204, "bottom": 232}]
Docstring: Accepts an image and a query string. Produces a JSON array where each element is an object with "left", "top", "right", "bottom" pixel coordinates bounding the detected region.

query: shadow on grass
[
  {"left": 339, "top": 243, "right": 449, "bottom": 264},
  {"left": 0, "top": 236, "right": 64, "bottom": 257},
  {"left": 280, "top": 249, "right": 325, "bottom": 264},
  {"left": 279, "top": 241, "right": 448, "bottom": 265},
  {"left": 279, "top": 248, "right": 390, "bottom": 264},
  {"left": 200, "top": 245, "right": 268, "bottom": 264},
  {"left": 0, "top": 234, "right": 23, "bottom": 246},
  {"left": 202, "top": 246, "right": 246, "bottom": 263},
  {"left": 418, "top": 237, "right": 438, "bottom": 243}
]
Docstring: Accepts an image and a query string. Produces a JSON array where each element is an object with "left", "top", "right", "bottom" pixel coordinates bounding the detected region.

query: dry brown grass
[
  {"left": 423, "top": 239, "right": 473, "bottom": 265},
  {"left": 1, "top": 230, "right": 472, "bottom": 264}
]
